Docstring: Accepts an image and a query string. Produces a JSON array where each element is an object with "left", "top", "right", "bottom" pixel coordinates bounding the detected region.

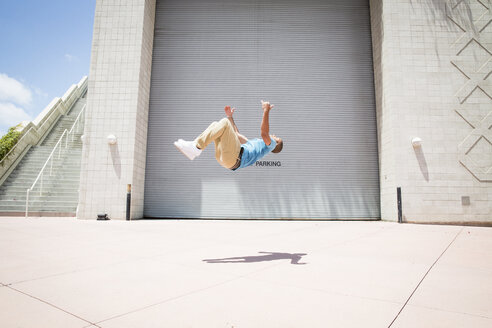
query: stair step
[
  {"left": 6, "top": 176, "right": 81, "bottom": 181},
  {"left": 14, "top": 158, "right": 81, "bottom": 163},
  {"left": 14, "top": 156, "right": 81, "bottom": 160},
  {"left": 0, "top": 206, "right": 77, "bottom": 211},
  {"left": 3, "top": 177, "right": 80, "bottom": 183},
  {"left": 0, "top": 199, "right": 79, "bottom": 204},
  {"left": 1, "top": 186, "right": 80, "bottom": 192},
  {"left": 0, "top": 199, "right": 79, "bottom": 203},
  {"left": 0, "top": 197, "right": 79, "bottom": 201},
  {"left": 15, "top": 162, "right": 81, "bottom": 167},
  {"left": 17, "top": 153, "right": 81, "bottom": 161},
  {"left": 1, "top": 187, "right": 79, "bottom": 195},
  {"left": 11, "top": 171, "right": 80, "bottom": 176},
  {"left": 1, "top": 190, "right": 80, "bottom": 195},
  {"left": 2, "top": 200, "right": 79, "bottom": 204},
  {"left": 6, "top": 176, "right": 80, "bottom": 181},
  {"left": 13, "top": 158, "right": 81, "bottom": 164},
  {"left": 8, "top": 166, "right": 81, "bottom": 172},
  {"left": 1, "top": 183, "right": 79, "bottom": 188},
  {"left": 10, "top": 168, "right": 82, "bottom": 173},
  {"left": 0, "top": 211, "right": 76, "bottom": 217},
  {"left": 0, "top": 206, "right": 78, "bottom": 210},
  {"left": 0, "top": 203, "right": 78, "bottom": 207},
  {"left": 9, "top": 169, "right": 82, "bottom": 174}
]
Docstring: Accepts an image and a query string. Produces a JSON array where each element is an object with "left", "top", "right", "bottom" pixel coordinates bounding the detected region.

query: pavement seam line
[
  {"left": 6, "top": 240, "right": 220, "bottom": 286},
  {"left": 410, "top": 304, "right": 492, "bottom": 320},
  {"left": 245, "top": 274, "right": 404, "bottom": 305},
  {"left": 387, "top": 227, "right": 464, "bottom": 328},
  {"left": 5, "top": 285, "right": 100, "bottom": 327},
  {"left": 94, "top": 277, "right": 241, "bottom": 325}
]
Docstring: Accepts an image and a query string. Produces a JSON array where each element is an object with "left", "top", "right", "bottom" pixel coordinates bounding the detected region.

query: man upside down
[{"left": 174, "top": 100, "right": 283, "bottom": 171}]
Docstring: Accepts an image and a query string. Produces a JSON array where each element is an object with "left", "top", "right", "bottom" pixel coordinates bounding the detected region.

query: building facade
[{"left": 78, "top": 0, "right": 491, "bottom": 223}]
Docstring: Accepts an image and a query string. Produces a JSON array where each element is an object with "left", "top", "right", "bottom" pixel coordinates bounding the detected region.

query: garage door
[{"left": 144, "top": 0, "right": 380, "bottom": 219}]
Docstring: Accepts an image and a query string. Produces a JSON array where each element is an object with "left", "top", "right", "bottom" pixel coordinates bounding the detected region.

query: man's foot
[{"left": 174, "top": 139, "right": 202, "bottom": 160}]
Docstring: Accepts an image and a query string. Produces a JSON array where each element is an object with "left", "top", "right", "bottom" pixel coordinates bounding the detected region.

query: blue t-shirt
[{"left": 238, "top": 138, "right": 277, "bottom": 169}]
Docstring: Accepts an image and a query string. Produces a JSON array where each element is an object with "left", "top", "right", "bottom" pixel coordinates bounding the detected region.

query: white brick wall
[
  {"left": 371, "top": 0, "right": 492, "bottom": 223},
  {"left": 78, "top": 0, "right": 155, "bottom": 220}
]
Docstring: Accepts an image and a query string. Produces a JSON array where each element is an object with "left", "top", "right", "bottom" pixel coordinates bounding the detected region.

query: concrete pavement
[{"left": 0, "top": 218, "right": 491, "bottom": 327}]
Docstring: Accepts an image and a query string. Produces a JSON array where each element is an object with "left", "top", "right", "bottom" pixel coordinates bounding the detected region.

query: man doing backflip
[{"left": 174, "top": 100, "right": 283, "bottom": 171}]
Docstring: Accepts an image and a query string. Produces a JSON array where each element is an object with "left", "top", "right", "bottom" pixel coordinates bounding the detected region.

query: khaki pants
[{"left": 195, "top": 118, "right": 241, "bottom": 169}]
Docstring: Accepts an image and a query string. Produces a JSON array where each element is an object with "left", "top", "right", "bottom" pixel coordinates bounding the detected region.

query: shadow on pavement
[{"left": 203, "top": 251, "right": 307, "bottom": 265}]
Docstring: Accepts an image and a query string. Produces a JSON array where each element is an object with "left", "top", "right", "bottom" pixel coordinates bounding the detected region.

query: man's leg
[
  {"left": 194, "top": 120, "right": 224, "bottom": 150},
  {"left": 174, "top": 120, "right": 226, "bottom": 160},
  {"left": 209, "top": 118, "right": 241, "bottom": 169},
  {"left": 175, "top": 118, "right": 240, "bottom": 166}
]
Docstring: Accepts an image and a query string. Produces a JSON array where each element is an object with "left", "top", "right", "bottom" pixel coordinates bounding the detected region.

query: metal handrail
[
  {"left": 25, "top": 129, "right": 69, "bottom": 217},
  {"left": 25, "top": 105, "right": 86, "bottom": 217},
  {"left": 68, "top": 104, "right": 86, "bottom": 143}
]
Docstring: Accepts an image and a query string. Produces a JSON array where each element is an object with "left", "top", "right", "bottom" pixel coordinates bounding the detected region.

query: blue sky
[{"left": 0, "top": 0, "right": 96, "bottom": 136}]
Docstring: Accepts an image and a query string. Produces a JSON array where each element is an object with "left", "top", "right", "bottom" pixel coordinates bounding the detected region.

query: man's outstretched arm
[{"left": 260, "top": 100, "right": 274, "bottom": 145}]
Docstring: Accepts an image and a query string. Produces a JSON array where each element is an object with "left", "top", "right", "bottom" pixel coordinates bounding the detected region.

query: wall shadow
[
  {"left": 416, "top": 0, "right": 477, "bottom": 32},
  {"left": 414, "top": 146, "right": 429, "bottom": 181},
  {"left": 203, "top": 251, "right": 308, "bottom": 265},
  {"left": 411, "top": 0, "right": 480, "bottom": 59},
  {"left": 110, "top": 144, "right": 121, "bottom": 179}
]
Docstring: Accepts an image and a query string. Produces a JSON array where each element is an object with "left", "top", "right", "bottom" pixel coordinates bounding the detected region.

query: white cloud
[
  {"left": 64, "top": 54, "right": 77, "bottom": 62},
  {"left": 0, "top": 102, "right": 31, "bottom": 127},
  {"left": 34, "top": 87, "right": 48, "bottom": 98},
  {"left": 0, "top": 73, "right": 32, "bottom": 106}
]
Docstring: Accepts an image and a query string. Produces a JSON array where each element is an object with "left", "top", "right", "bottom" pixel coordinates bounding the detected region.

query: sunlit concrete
[{"left": 0, "top": 218, "right": 490, "bottom": 327}]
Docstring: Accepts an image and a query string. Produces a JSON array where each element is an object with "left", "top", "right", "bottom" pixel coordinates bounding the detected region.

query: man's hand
[
  {"left": 224, "top": 105, "right": 235, "bottom": 118},
  {"left": 261, "top": 100, "right": 274, "bottom": 112}
]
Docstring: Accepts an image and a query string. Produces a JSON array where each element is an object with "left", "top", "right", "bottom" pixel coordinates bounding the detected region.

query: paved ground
[{"left": 0, "top": 218, "right": 491, "bottom": 328}]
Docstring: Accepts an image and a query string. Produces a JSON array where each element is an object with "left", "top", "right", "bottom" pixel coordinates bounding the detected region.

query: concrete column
[
  {"left": 370, "top": 0, "right": 492, "bottom": 223},
  {"left": 370, "top": 0, "right": 398, "bottom": 222},
  {"left": 78, "top": 0, "right": 156, "bottom": 220}
]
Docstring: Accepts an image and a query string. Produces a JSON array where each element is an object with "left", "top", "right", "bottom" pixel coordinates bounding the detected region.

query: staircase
[{"left": 0, "top": 97, "right": 86, "bottom": 216}]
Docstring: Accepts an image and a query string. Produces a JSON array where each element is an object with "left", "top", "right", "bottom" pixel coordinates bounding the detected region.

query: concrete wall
[
  {"left": 78, "top": 0, "right": 156, "bottom": 220},
  {"left": 82, "top": 0, "right": 490, "bottom": 222},
  {"left": 371, "top": 0, "right": 491, "bottom": 223}
]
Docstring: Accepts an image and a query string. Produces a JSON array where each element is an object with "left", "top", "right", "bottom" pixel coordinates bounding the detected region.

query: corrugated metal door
[{"left": 144, "top": 0, "right": 380, "bottom": 219}]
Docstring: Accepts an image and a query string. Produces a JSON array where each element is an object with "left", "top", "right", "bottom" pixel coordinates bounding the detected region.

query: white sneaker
[{"left": 174, "top": 139, "right": 202, "bottom": 160}]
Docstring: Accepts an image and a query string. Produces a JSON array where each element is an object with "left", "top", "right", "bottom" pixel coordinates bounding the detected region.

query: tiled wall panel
[
  {"left": 78, "top": 0, "right": 155, "bottom": 220},
  {"left": 371, "top": 0, "right": 491, "bottom": 223}
]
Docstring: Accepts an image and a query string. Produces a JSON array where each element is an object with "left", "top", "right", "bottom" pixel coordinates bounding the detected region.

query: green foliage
[{"left": 0, "top": 125, "right": 23, "bottom": 162}]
